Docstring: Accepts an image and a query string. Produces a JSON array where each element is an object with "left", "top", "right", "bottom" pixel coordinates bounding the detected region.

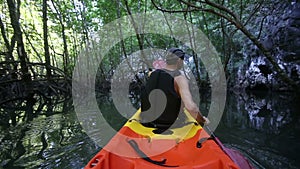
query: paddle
[{"left": 202, "top": 125, "right": 254, "bottom": 169}]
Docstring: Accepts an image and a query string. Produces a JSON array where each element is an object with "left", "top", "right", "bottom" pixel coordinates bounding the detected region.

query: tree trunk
[
  {"left": 7, "top": 0, "right": 32, "bottom": 94},
  {"left": 7, "top": 0, "right": 35, "bottom": 118},
  {"left": 43, "top": 0, "right": 52, "bottom": 80},
  {"left": 62, "top": 25, "right": 69, "bottom": 75},
  {"left": 124, "top": 0, "right": 149, "bottom": 66},
  {"left": 50, "top": 0, "right": 70, "bottom": 76}
]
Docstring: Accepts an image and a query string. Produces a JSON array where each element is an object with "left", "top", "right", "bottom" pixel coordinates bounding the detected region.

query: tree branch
[
  {"left": 151, "top": 0, "right": 199, "bottom": 13},
  {"left": 243, "top": 0, "right": 264, "bottom": 26},
  {"left": 152, "top": 0, "right": 298, "bottom": 90},
  {"left": 201, "top": 0, "right": 239, "bottom": 20},
  {"left": 178, "top": 0, "right": 239, "bottom": 26}
]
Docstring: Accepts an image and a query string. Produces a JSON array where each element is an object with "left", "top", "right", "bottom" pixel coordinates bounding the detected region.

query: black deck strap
[
  {"left": 196, "top": 137, "right": 214, "bottom": 148},
  {"left": 128, "top": 119, "right": 139, "bottom": 123},
  {"left": 127, "top": 139, "right": 179, "bottom": 167},
  {"left": 152, "top": 128, "right": 173, "bottom": 135}
]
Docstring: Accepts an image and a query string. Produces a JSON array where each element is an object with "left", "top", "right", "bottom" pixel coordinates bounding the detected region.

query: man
[{"left": 140, "top": 47, "right": 208, "bottom": 132}]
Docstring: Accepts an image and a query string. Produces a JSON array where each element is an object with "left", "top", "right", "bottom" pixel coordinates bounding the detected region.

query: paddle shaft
[
  {"left": 203, "top": 125, "right": 226, "bottom": 150},
  {"left": 203, "top": 125, "right": 255, "bottom": 169}
]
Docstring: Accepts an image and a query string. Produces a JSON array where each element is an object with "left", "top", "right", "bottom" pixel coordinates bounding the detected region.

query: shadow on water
[{"left": 1, "top": 91, "right": 299, "bottom": 169}]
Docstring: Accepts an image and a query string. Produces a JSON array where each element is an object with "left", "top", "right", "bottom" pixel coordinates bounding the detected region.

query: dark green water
[
  {"left": 0, "top": 92, "right": 299, "bottom": 169},
  {"left": 214, "top": 92, "right": 300, "bottom": 169}
]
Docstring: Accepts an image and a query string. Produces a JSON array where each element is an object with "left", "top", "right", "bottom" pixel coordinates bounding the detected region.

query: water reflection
[
  {"left": 0, "top": 107, "right": 98, "bottom": 169},
  {"left": 0, "top": 92, "right": 299, "bottom": 169},
  {"left": 217, "top": 91, "right": 300, "bottom": 169}
]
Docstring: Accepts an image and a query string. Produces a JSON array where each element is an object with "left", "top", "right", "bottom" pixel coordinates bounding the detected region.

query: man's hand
[
  {"left": 196, "top": 114, "right": 209, "bottom": 126},
  {"left": 202, "top": 116, "right": 210, "bottom": 125}
]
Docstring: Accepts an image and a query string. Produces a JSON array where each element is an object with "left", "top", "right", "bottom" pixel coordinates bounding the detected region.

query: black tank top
[{"left": 140, "top": 69, "right": 182, "bottom": 128}]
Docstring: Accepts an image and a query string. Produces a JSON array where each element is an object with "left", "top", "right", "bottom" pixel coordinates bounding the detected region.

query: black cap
[{"left": 167, "top": 47, "right": 186, "bottom": 60}]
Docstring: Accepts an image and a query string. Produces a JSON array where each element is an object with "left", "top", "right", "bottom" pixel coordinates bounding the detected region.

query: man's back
[{"left": 140, "top": 69, "right": 182, "bottom": 129}]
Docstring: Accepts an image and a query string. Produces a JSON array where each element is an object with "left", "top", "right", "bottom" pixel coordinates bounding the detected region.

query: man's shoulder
[{"left": 174, "top": 74, "right": 188, "bottom": 82}]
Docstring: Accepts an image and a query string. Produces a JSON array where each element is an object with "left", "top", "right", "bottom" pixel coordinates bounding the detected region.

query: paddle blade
[
  {"left": 223, "top": 147, "right": 254, "bottom": 169},
  {"left": 212, "top": 136, "right": 254, "bottom": 169}
]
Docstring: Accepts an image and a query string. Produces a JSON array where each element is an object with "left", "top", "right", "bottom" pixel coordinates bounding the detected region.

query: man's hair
[{"left": 165, "top": 48, "right": 185, "bottom": 65}]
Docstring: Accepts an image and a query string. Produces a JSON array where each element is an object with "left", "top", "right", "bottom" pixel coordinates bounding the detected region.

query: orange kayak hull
[{"left": 85, "top": 125, "right": 239, "bottom": 169}]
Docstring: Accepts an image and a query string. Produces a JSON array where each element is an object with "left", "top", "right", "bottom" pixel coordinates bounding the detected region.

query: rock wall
[{"left": 232, "top": 1, "right": 300, "bottom": 91}]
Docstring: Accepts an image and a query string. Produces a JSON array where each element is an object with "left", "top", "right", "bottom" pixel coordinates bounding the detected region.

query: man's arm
[{"left": 175, "top": 75, "right": 207, "bottom": 125}]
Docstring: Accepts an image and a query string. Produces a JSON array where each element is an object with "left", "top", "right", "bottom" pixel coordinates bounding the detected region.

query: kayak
[{"left": 85, "top": 109, "right": 254, "bottom": 169}]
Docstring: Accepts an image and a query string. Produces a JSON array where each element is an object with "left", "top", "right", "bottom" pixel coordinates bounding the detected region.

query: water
[
  {"left": 0, "top": 111, "right": 99, "bottom": 169},
  {"left": 0, "top": 92, "right": 299, "bottom": 169},
  {"left": 215, "top": 91, "right": 300, "bottom": 169}
]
